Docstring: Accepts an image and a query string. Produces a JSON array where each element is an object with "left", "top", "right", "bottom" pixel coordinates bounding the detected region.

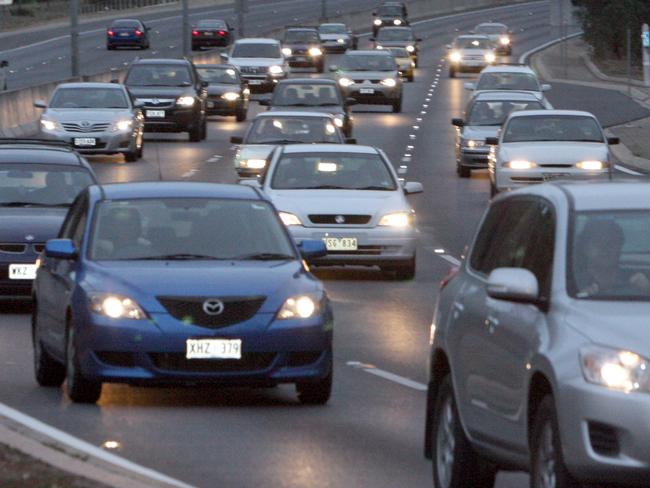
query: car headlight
[
  {"left": 239, "top": 158, "right": 266, "bottom": 169},
  {"left": 581, "top": 345, "right": 650, "bottom": 393},
  {"left": 504, "top": 160, "right": 537, "bottom": 169},
  {"left": 485, "top": 52, "right": 496, "bottom": 63},
  {"left": 406, "top": 45, "right": 415, "bottom": 53},
  {"left": 277, "top": 294, "right": 321, "bottom": 319},
  {"left": 374, "top": 19, "right": 382, "bottom": 26},
  {"left": 309, "top": 47, "right": 323, "bottom": 57},
  {"left": 333, "top": 115, "right": 344, "bottom": 127},
  {"left": 282, "top": 47, "right": 292, "bottom": 56},
  {"left": 40, "top": 119, "right": 58, "bottom": 131},
  {"left": 381, "top": 78, "right": 397, "bottom": 87},
  {"left": 89, "top": 293, "right": 147, "bottom": 320},
  {"left": 279, "top": 211, "right": 302, "bottom": 226},
  {"left": 221, "top": 92, "right": 240, "bottom": 101},
  {"left": 449, "top": 51, "right": 462, "bottom": 63},
  {"left": 463, "top": 139, "right": 484, "bottom": 149},
  {"left": 337, "top": 38, "right": 346, "bottom": 44},
  {"left": 393, "top": 19, "right": 402, "bottom": 25},
  {"left": 339, "top": 77, "right": 354, "bottom": 87},
  {"left": 378, "top": 211, "right": 413, "bottom": 227},
  {"left": 576, "top": 160, "right": 605, "bottom": 170},
  {"left": 268, "top": 65, "right": 284, "bottom": 75},
  {"left": 500, "top": 36, "right": 511, "bottom": 45},
  {"left": 113, "top": 119, "right": 133, "bottom": 132},
  {"left": 176, "top": 96, "right": 195, "bottom": 107}
]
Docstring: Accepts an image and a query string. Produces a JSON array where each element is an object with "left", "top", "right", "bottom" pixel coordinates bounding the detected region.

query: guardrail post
[{"left": 643, "top": 23, "right": 650, "bottom": 87}]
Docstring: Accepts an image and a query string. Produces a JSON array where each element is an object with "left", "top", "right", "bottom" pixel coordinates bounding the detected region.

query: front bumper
[
  {"left": 459, "top": 148, "right": 490, "bottom": 168},
  {"left": 557, "top": 378, "right": 650, "bottom": 484},
  {"left": 41, "top": 129, "right": 133, "bottom": 154},
  {"left": 493, "top": 167, "right": 608, "bottom": 192},
  {"left": 289, "top": 226, "right": 417, "bottom": 266},
  {"left": 342, "top": 84, "right": 400, "bottom": 105},
  {"left": 107, "top": 37, "right": 145, "bottom": 47},
  {"left": 449, "top": 61, "right": 489, "bottom": 73},
  {"left": 241, "top": 74, "right": 286, "bottom": 93},
  {"left": 142, "top": 107, "right": 197, "bottom": 133},
  {"left": 75, "top": 310, "right": 333, "bottom": 386},
  {"left": 206, "top": 98, "right": 244, "bottom": 116}
]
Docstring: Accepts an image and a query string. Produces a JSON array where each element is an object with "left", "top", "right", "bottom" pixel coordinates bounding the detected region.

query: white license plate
[
  {"left": 248, "top": 80, "right": 263, "bottom": 85},
  {"left": 360, "top": 88, "right": 374, "bottom": 94},
  {"left": 146, "top": 110, "right": 165, "bottom": 118},
  {"left": 8, "top": 264, "right": 37, "bottom": 280},
  {"left": 543, "top": 172, "right": 571, "bottom": 181},
  {"left": 120, "top": 32, "right": 129, "bottom": 37},
  {"left": 204, "top": 32, "right": 213, "bottom": 36},
  {"left": 74, "top": 137, "right": 96, "bottom": 147},
  {"left": 186, "top": 339, "right": 242, "bottom": 359},
  {"left": 207, "top": 101, "right": 215, "bottom": 108},
  {"left": 324, "top": 237, "right": 358, "bottom": 251},
  {"left": 294, "top": 56, "right": 306, "bottom": 61}
]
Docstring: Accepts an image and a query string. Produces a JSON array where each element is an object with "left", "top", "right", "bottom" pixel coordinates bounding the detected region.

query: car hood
[
  {"left": 206, "top": 84, "right": 241, "bottom": 96},
  {"left": 0, "top": 207, "right": 67, "bottom": 243},
  {"left": 83, "top": 260, "right": 318, "bottom": 314},
  {"left": 565, "top": 301, "right": 650, "bottom": 358},
  {"left": 340, "top": 70, "right": 398, "bottom": 80},
  {"left": 229, "top": 58, "right": 283, "bottom": 68},
  {"left": 238, "top": 144, "right": 277, "bottom": 161},
  {"left": 462, "top": 125, "right": 500, "bottom": 141},
  {"left": 268, "top": 105, "right": 345, "bottom": 117},
  {"left": 126, "top": 86, "right": 194, "bottom": 99},
  {"left": 499, "top": 142, "right": 609, "bottom": 164},
  {"left": 45, "top": 108, "right": 133, "bottom": 122}
]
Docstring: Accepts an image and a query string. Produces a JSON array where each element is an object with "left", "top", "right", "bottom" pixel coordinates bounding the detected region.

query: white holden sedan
[
  {"left": 246, "top": 144, "right": 423, "bottom": 279},
  {"left": 487, "top": 110, "right": 619, "bottom": 196}
]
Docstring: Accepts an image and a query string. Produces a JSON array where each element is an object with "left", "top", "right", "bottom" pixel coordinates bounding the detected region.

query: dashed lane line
[{"left": 346, "top": 362, "right": 427, "bottom": 392}]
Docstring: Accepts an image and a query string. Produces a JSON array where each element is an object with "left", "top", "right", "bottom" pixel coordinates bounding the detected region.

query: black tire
[
  {"left": 200, "top": 117, "right": 207, "bottom": 140},
  {"left": 530, "top": 396, "right": 581, "bottom": 488},
  {"left": 124, "top": 150, "right": 137, "bottom": 162},
  {"left": 32, "top": 303, "right": 65, "bottom": 387},
  {"left": 235, "top": 107, "right": 247, "bottom": 122},
  {"left": 65, "top": 320, "right": 102, "bottom": 404},
  {"left": 316, "top": 62, "right": 325, "bottom": 74},
  {"left": 459, "top": 165, "right": 471, "bottom": 178},
  {"left": 188, "top": 122, "right": 202, "bottom": 142},
  {"left": 407, "top": 73, "right": 414, "bottom": 82},
  {"left": 136, "top": 137, "right": 144, "bottom": 159},
  {"left": 490, "top": 181, "right": 497, "bottom": 198},
  {"left": 392, "top": 97, "right": 402, "bottom": 113},
  {"left": 431, "top": 375, "right": 497, "bottom": 488},
  {"left": 296, "top": 368, "right": 332, "bottom": 405},
  {"left": 449, "top": 68, "right": 456, "bottom": 78}
]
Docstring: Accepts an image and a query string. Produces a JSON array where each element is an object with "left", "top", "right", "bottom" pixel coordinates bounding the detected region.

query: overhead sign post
[
  {"left": 0, "top": 0, "right": 15, "bottom": 34},
  {"left": 643, "top": 24, "right": 650, "bottom": 87}
]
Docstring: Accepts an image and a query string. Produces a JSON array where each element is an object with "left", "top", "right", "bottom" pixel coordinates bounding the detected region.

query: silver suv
[{"left": 425, "top": 181, "right": 650, "bottom": 488}]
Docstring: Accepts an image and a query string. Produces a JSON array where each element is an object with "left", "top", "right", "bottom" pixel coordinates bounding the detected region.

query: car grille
[
  {"left": 137, "top": 98, "right": 175, "bottom": 109},
  {"left": 157, "top": 296, "right": 266, "bottom": 328},
  {"left": 62, "top": 122, "right": 111, "bottom": 133},
  {"left": 539, "top": 163, "right": 573, "bottom": 168},
  {"left": 353, "top": 79, "right": 380, "bottom": 84},
  {"left": 463, "top": 55, "right": 485, "bottom": 61},
  {"left": 239, "top": 66, "right": 268, "bottom": 74},
  {"left": 149, "top": 352, "right": 276, "bottom": 373},
  {"left": 292, "top": 48, "right": 307, "bottom": 55},
  {"left": 308, "top": 214, "right": 371, "bottom": 225},
  {"left": 0, "top": 243, "right": 27, "bottom": 254},
  {"left": 588, "top": 422, "right": 619, "bottom": 457}
]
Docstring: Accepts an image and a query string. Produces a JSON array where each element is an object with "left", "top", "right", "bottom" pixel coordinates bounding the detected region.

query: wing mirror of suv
[
  {"left": 45, "top": 239, "right": 77, "bottom": 260},
  {"left": 541, "top": 83, "right": 552, "bottom": 92},
  {"left": 464, "top": 82, "right": 476, "bottom": 90},
  {"left": 487, "top": 268, "right": 540, "bottom": 304},
  {"left": 33, "top": 100, "right": 47, "bottom": 109},
  {"left": 329, "top": 65, "right": 338, "bottom": 72},
  {"left": 230, "top": 136, "right": 243, "bottom": 144},
  {"left": 451, "top": 118, "right": 464, "bottom": 127},
  {"left": 220, "top": 53, "right": 229, "bottom": 62},
  {"left": 607, "top": 136, "right": 620, "bottom": 145},
  {"left": 402, "top": 181, "right": 423, "bottom": 195},
  {"left": 485, "top": 137, "right": 499, "bottom": 146},
  {"left": 298, "top": 239, "right": 327, "bottom": 260}
]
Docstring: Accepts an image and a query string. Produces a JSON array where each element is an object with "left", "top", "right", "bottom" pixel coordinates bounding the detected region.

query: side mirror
[
  {"left": 258, "top": 99, "right": 270, "bottom": 106},
  {"left": 345, "top": 137, "right": 357, "bottom": 144},
  {"left": 230, "top": 136, "right": 243, "bottom": 144},
  {"left": 0, "top": 60, "right": 8, "bottom": 68},
  {"left": 200, "top": 80, "right": 209, "bottom": 88},
  {"left": 403, "top": 181, "right": 423, "bottom": 195},
  {"left": 45, "top": 239, "right": 77, "bottom": 260},
  {"left": 487, "top": 268, "right": 540, "bottom": 304},
  {"left": 607, "top": 136, "right": 620, "bottom": 145},
  {"left": 485, "top": 137, "right": 499, "bottom": 146},
  {"left": 369, "top": 38, "right": 375, "bottom": 42},
  {"left": 464, "top": 82, "right": 475, "bottom": 90},
  {"left": 238, "top": 178, "right": 262, "bottom": 188},
  {"left": 372, "top": 11, "right": 377, "bottom": 16},
  {"left": 298, "top": 239, "right": 327, "bottom": 260},
  {"left": 329, "top": 65, "right": 338, "bottom": 72},
  {"left": 220, "top": 53, "right": 229, "bottom": 62},
  {"left": 416, "top": 38, "right": 423, "bottom": 42},
  {"left": 33, "top": 100, "right": 47, "bottom": 109},
  {"left": 541, "top": 84, "right": 552, "bottom": 92},
  {"left": 345, "top": 97, "right": 357, "bottom": 106},
  {"left": 451, "top": 118, "right": 464, "bottom": 127}
]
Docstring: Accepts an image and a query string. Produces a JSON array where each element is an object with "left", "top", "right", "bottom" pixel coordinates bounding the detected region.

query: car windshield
[
  {"left": 197, "top": 67, "right": 239, "bottom": 84},
  {"left": 319, "top": 24, "right": 346, "bottom": 34},
  {"left": 569, "top": 211, "right": 650, "bottom": 301},
  {"left": 111, "top": 20, "right": 141, "bottom": 29},
  {"left": 455, "top": 37, "right": 490, "bottom": 49},
  {"left": 285, "top": 30, "right": 319, "bottom": 43},
  {"left": 475, "top": 24, "right": 507, "bottom": 35},
  {"left": 271, "top": 153, "right": 396, "bottom": 190},
  {"left": 377, "top": 29, "right": 413, "bottom": 41},
  {"left": 196, "top": 20, "right": 226, "bottom": 29},
  {"left": 378, "top": 6, "right": 403, "bottom": 16},
  {"left": 125, "top": 65, "right": 192, "bottom": 87},
  {"left": 272, "top": 83, "right": 341, "bottom": 106},
  {"left": 467, "top": 100, "right": 544, "bottom": 126},
  {"left": 49, "top": 88, "right": 129, "bottom": 109},
  {"left": 231, "top": 43, "right": 281, "bottom": 58},
  {"left": 246, "top": 117, "right": 341, "bottom": 144},
  {"left": 339, "top": 54, "right": 396, "bottom": 71},
  {"left": 476, "top": 72, "right": 540, "bottom": 91},
  {"left": 386, "top": 47, "right": 409, "bottom": 57},
  {"left": 0, "top": 164, "right": 94, "bottom": 207},
  {"left": 90, "top": 198, "right": 295, "bottom": 261},
  {"left": 503, "top": 115, "right": 604, "bottom": 143}
]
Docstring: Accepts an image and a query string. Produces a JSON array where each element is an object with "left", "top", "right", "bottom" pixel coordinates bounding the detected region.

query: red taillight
[
  {"left": 218, "top": 30, "right": 226, "bottom": 36},
  {"left": 135, "top": 30, "right": 143, "bottom": 37},
  {"left": 107, "top": 30, "right": 114, "bottom": 37},
  {"left": 192, "top": 30, "right": 199, "bottom": 37},
  {"left": 439, "top": 267, "right": 459, "bottom": 291}
]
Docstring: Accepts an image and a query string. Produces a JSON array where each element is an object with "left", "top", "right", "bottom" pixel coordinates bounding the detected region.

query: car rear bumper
[
  {"left": 0, "top": 260, "right": 37, "bottom": 299},
  {"left": 342, "top": 85, "right": 400, "bottom": 105},
  {"left": 460, "top": 149, "right": 490, "bottom": 168}
]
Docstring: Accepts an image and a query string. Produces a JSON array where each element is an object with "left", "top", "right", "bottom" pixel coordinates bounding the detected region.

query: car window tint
[
  {"left": 196, "top": 20, "right": 226, "bottom": 28},
  {"left": 60, "top": 191, "right": 88, "bottom": 239},
  {"left": 475, "top": 24, "right": 507, "bottom": 35},
  {"left": 125, "top": 65, "right": 193, "bottom": 87},
  {"left": 272, "top": 83, "right": 341, "bottom": 106},
  {"left": 476, "top": 72, "right": 539, "bottom": 91},
  {"left": 231, "top": 43, "right": 281, "bottom": 58},
  {"left": 247, "top": 117, "right": 341, "bottom": 144},
  {"left": 521, "top": 202, "right": 555, "bottom": 296},
  {"left": 467, "top": 100, "right": 544, "bottom": 126}
]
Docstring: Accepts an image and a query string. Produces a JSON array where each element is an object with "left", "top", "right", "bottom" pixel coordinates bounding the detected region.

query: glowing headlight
[
  {"left": 114, "top": 119, "right": 132, "bottom": 131},
  {"left": 89, "top": 293, "right": 146, "bottom": 320},
  {"left": 309, "top": 47, "right": 323, "bottom": 57},
  {"left": 277, "top": 294, "right": 320, "bottom": 319},
  {"left": 176, "top": 96, "right": 195, "bottom": 107},
  {"left": 282, "top": 47, "right": 292, "bottom": 56},
  {"left": 485, "top": 52, "right": 496, "bottom": 63},
  {"left": 406, "top": 45, "right": 415, "bottom": 53},
  {"left": 504, "top": 160, "right": 536, "bottom": 169},
  {"left": 376, "top": 45, "right": 384, "bottom": 50},
  {"left": 463, "top": 139, "right": 483, "bottom": 149},
  {"left": 268, "top": 65, "right": 284, "bottom": 75},
  {"left": 279, "top": 211, "right": 302, "bottom": 226},
  {"left": 337, "top": 38, "right": 346, "bottom": 44},
  {"left": 381, "top": 78, "right": 397, "bottom": 87},
  {"left": 379, "top": 212, "right": 413, "bottom": 227},
  {"left": 240, "top": 159, "right": 266, "bottom": 169},
  {"left": 576, "top": 160, "right": 605, "bottom": 170},
  {"left": 393, "top": 19, "right": 402, "bottom": 25},
  {"left": 333, "top": 116, "right": 344, "bottom": 127},
  {"left": 339, "top": 77, "right": 354, "bottom": 87},
  {"left": 499, "top": 36, "right": 511, "bottom": 45},
  {"left": 581, "top": 346, "right": 650, "bottom": 393},
  {"left": 374, "top": 19, "right": 382, "bottom": 26},
  {"left": 221, "top": 92, "right": 240, "bottom": 101},
  {"left": 449, "top": 51, "right": 462, "bottom": 63},
  {"left": 40, "top": 119, "right": 58, "bottom": 131}
]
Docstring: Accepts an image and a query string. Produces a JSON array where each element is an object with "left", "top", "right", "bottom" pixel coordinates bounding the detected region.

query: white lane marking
[
  {"left": 182, "top": 169, "right": 199, "bottom": 178},
  {"left": 615, "top": 164, "right": 643, "bottom": 176},
  {"left": 207, "top": 155, "right": 223, "bottom": 163},
  {"left": 346, "top": 361, "right": 427, "bottom": 391},
  {"left": 0, "top": 402, "right": 196, "bottom": 488},
  {"left": 425, "top": 247, "right": 461, "bottom": 266}
]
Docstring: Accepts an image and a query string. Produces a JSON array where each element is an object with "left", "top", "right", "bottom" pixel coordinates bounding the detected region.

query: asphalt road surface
[{"left": 0, "top": 2, "right": 647, "bottom": 487}]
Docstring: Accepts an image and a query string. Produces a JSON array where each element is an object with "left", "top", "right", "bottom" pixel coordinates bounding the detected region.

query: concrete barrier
[{"left": 0, "top": 0, "right": 529, "bottom": 137}]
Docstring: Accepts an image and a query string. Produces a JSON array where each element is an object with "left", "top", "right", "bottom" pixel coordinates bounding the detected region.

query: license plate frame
[
  {"left": 248, "top": 79, "right": 263, "bottom": 85},
  {"left": 359, "top": 88, "right": 375, "bottom": 94},
  {"left": 8, "top": 264, "right": 37, "bottom": 280},
  {"left": 543, "top": 172, "right": 571, "bottom": 181},
  {"left": 324, "top": 237, "right": 358, "bottom": 251},
  {"left": 146, "top": 110, "right": 165, "bottom": 118},
  {"left": 186, "top": 339, "right": 242, "bottom": 360},
  {"left": 73, "top": 137, "right": 97, "bottom": 147}
]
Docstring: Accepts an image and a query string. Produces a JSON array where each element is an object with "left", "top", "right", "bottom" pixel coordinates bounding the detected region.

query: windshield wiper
[
  {"left": 314, "top": 102, "right": 341, "bottom": 107},
  {"left": 231, "top": 252, "right": 295, "bottom": 261},
  {"left": 257, "top": 139, "right": 306, "bottom": 144},
  {"left": 137, "top": 253, "right": 225, "bottom": 260},
  {"left": 355, "top": 185, "right": 393, "bottom": 191},
  {"left": 305, "top": 184, "right": 347, "bottom": 189}
]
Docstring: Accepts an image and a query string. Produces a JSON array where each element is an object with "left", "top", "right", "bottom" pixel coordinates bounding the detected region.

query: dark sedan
[
  {"left": 107, "top": 19, "right": 150, "bottom": 50},
  {"left": 197, "top": 64, "right": 249, "bottom": 121},
  {"left": 192, "top": 19, "right": 233, "bottom": 50}
]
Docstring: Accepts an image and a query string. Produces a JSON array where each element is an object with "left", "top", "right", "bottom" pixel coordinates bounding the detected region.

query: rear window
[
  {"left": 111, "top": 20, "right": 141, "bottom": 28},
  {"left": 467, "top": 100, "right": 544, "bottom": 126}
]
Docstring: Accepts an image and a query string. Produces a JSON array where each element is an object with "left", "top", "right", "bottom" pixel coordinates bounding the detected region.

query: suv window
[{"left": 125, "top": 64, "right": 193, "bottom": 87}]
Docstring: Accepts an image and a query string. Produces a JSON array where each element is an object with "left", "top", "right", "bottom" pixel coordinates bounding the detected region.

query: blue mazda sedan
[{"left": 32, "top": 182, "right": 333, "bottom": 404}]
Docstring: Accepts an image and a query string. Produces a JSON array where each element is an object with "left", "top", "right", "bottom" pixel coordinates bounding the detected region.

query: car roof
[
  {"left": 508, "top": 109, "right": 596, "bottom": 119},
  {"left": 558, "top": 182, "right": 650, "bottom": 211},
  {"left": 131, "top": 58, "right": 190, "bottom": 65},
  {"left": 346, "top": 50, "right": 391, "bottom": 56},
  {"left": 281, "top": 144, "right": 378, "bottom": 155},
  {"left": 481, "top": 65, "right": 536, "bottom": 74},
  {"left": 54, "top": 82, "right": 126, "bottom": 90},
  {"left": 234, "top": 38, "right": 279, "bottom": 45},
  {"left": 319, "top": 23, "right": 345, "bottom": 27},
  {"left": 473, "top": 90, "right": 543, "bottom": 102},
  {"left": 286, "top": 27, "right": 318, "bottom": 32},
  {"left": 276, "top": 77, "right": 337, "bottom": 85},
  {"left": 255, "top": 111, "right": 335, "bottom": 119},
  {"left": 96, "top": 182, "right": 261, "bottom": 201},
  {"left": 0, "top": 140, "right": 87, "bottom": 166},
  {"left": 475, "top": 22, "right": 507, "bottom": 27}
]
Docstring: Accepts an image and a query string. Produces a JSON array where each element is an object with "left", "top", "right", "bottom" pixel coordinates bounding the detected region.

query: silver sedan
[{"left": 425, "top": 181, "right": 650, "bottom": 488}]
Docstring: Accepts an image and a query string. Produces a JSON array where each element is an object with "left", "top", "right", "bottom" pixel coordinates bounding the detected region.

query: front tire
[
  {"left": 296, "top": 369, "right": 332, "bottom": 405},
  {"left": 431, "top": 375, "right": 496, "bottom": 488},
  {"left": 32, "top": 303, "right": 65, "bottom": 387},
  {"left": 458, "top": 164, "right": 471, "bottom": 178},
  {"left": 189, "top": 122, "right": 202, "bottom": 142},
  {"left": 392, "top": 96, "right": 402, "bottom": 113},
  {"left": 65, "top": 320, "right": 102, "bottom": 404},
  {"left": 235, "top": 106, "right": 247, "bottom": 122},
  {"left": 449, "top": 68, "right": 456, "bottom": 78}
]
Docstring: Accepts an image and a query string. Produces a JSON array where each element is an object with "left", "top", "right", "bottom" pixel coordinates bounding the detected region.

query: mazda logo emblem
[
  {"left": 202, "top": 299, "right": 224, "bottom": 316},
  {"left": 335, "top": 215, "right": 345, "bottom": 224}
]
